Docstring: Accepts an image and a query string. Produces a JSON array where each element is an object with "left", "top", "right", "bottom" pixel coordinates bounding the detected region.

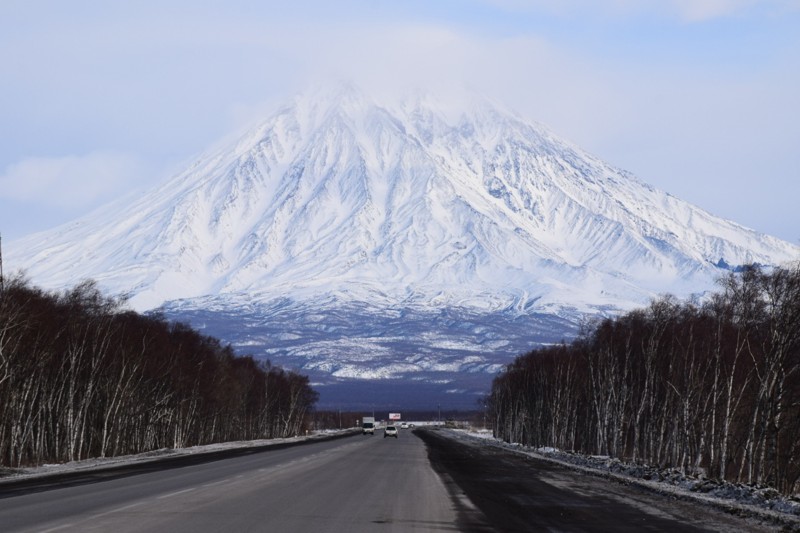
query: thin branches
[
  {"left": 488, "top": 264, "right": 800, "bottom": 496},
  {"left": 0, "top": 278, "right": 317, "bottom": 467}
]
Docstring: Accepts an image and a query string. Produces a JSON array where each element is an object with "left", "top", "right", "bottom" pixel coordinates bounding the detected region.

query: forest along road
[
  {"left": 0, "top": 429, "right": 459, "bottom": 533},
  {"left": 0, "top": 428, "right": 781, "bottom": 533}
]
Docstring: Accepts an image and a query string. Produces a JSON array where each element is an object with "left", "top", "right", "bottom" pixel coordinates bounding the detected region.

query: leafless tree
[{"left": 488, "top": 264, "right": 800, "bottom": 496}]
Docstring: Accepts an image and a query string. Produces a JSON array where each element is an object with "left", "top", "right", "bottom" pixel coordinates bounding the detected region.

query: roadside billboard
[{"left": 388, "top": 413, "right": 401, "bottom": 420}]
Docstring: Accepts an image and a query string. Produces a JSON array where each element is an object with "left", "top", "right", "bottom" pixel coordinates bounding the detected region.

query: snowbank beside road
[
  {"left": 449, "top": 428, "right": 800, "bottom": 531},
  {"left": 0, "top": 429, "right": 359, "bottom": 485}
]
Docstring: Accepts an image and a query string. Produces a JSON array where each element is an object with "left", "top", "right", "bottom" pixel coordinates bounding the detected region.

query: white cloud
[
  {"left": 668, "top": 0, "right": 759, "bottom": 21},
  {"left": 286, "top": 14, "right": 799, "bottom": 241},
  {"left": 0, "top": 152, "right": 147, "bottom": 208},
  {"left": 481, "top": 0, "right": 799, "bottom": 21},
  {"left": 1, "top": 1, "right": 797, "bottom": 242}
]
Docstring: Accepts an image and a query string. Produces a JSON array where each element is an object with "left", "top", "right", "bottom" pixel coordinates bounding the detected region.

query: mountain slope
[
  {"left": 7, "top": 85, "right": 798, "bottom": 406},
  {"left": 10, "top": 85, "right": 796, "bottom": 312}
]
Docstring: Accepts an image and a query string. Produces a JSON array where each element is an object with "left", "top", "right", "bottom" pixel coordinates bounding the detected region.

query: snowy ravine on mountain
[{"left": 8, "top": 85, "right": 799, "bottom": 409}]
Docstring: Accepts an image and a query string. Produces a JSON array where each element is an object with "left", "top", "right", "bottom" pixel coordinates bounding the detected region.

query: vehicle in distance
[
  {"left": 384, "top": 425, "right": 398, "bottom": 438},
  {"left": 400, "top": 422, "right": 408, "bottom": 429},
  {"left": 362, "top": 422, "right": 375, "bottom": 435}
]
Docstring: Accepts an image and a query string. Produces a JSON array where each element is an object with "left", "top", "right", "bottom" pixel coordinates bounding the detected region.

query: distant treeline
[
  {"left": 0, "top": 277, "right": 318, "bottom": 468},
  {"left": 487, "top": 264, "right": 800, "bottom": 495}
]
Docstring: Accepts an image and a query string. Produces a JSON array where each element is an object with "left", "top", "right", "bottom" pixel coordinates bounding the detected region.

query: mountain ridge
[
  {"left": 10, "top": 85, "right": 795, "bottom": 311},
  {"left": 6, "top": 85, "right": 798, "bottom": 406}
]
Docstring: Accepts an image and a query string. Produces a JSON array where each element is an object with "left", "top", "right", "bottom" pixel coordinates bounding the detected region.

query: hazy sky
[{"left": 1, "top": 0, "right": 798, "bottom": 244}]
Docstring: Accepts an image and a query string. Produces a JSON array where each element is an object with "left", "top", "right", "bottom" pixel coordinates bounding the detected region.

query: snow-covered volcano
[{"left": 7, "top": 85, "right": 798, "bottom": 407}]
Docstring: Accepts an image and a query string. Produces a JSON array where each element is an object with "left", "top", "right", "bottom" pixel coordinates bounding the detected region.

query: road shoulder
[{"left": 417, "top": 428, "right": 791, "bottom": 532}]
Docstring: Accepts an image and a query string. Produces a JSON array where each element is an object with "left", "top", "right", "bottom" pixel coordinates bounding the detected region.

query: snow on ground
[
  {"left": 0, "top": 429, "right": 358, "bottom": 484},
  {"left": 449, "top": 428, "right": 800, "bottom": 530}
]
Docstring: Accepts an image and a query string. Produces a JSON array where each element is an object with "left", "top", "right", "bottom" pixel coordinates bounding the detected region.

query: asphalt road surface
[
  {"left": 418, "top": 429, "right": 782, "bottom": 532},
  {"left": 0, "top": 428, "right": 783, "bottom": 532},
  {"left": 0, "top": 429, "right": 457, "bottom": 532}
]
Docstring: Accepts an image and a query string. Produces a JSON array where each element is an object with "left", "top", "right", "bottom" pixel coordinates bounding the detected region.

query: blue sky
[{"left": 1, "top": 0, "right": 798, "bottom": 244}]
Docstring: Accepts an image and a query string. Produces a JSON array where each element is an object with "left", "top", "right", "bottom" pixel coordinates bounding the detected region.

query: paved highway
[
  {"left": 0, "top": 429, "right": 459, "bottom": 532},
  {"left": 1, "top": 428, "right": 786, "bottom": 532}
]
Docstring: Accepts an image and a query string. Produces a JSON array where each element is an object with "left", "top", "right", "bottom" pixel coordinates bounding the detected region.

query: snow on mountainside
[
  {"left": 6, "top": 84, "right": 799, "bottom": 406},
  {"left": 9, "top": 84, "right": 797, "bottom": 312}
]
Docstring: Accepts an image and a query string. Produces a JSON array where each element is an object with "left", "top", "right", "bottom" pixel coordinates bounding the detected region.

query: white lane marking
[
  {"left": 89, "top": 501, "right": 146, "bottom": 519},
  {"left": 38, "top": 525, "right": 76, "bottom": 533},
  {"left": 202, "top": 478, "right": 233, "bottom": 488},
  {"left": 157, "top": 487, "right": 196, "bottom": 499},
  {"left": 38, "top": 501, "right": 145, "bottom": 532}
]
